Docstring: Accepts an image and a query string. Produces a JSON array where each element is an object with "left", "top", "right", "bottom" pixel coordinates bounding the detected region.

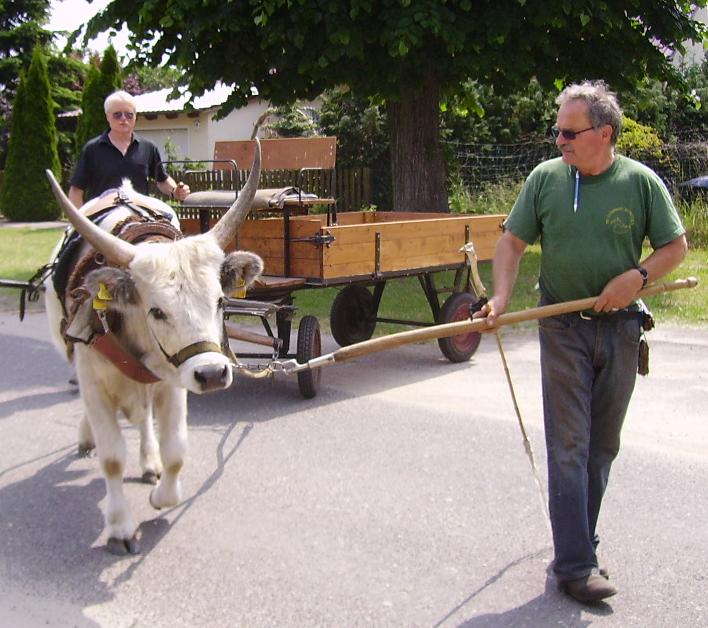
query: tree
[
  {"left": 48, "top": 50, "right": 89, "bottom": 168},
  {"left": 0, "top": 0, "right": 53, "bottom": 167},
  {"left": 123, "top": 65, "right": 182, "bottom": 95},
  {"left": 0, "top": 0, "right": 52, "bottom": 91},
  {"left": 75, "top": 45, "right": 123, "bottom": 152},
  {"left": 87, "top": 0, "right": 706, "bottom": 212},
  {"left": 0, "top": 46, "right": 61, "bottom": 221}
]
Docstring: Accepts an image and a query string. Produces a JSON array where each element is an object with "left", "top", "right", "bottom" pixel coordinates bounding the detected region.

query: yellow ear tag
[
  {"left": 231, "top": 278, "right": 247, "bottom": 299},
  {"left": 93, "top": 282, "right": 113, "bottom": 311}
]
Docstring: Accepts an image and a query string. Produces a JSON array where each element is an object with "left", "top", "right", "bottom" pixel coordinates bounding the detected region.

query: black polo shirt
[{"left": 70, "top": 131, "right": 168, "bottom": 201}]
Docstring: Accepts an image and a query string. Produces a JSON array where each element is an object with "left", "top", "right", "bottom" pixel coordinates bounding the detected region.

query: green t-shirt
[{"left": 504, "top": 155, "right": 685, "bottom": 303}]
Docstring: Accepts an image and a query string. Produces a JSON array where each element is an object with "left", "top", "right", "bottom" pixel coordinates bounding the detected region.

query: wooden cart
[{"left": 179, "top": 206, "right": 505, "bottom": 398}]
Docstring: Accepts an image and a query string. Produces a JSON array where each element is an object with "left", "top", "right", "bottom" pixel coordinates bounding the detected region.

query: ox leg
[
  {"left": 138, "top": 411, "right": 163, "bottom": 485},
  {"left": 150, "top": 387, "right": 188, "bottom": 510},
  {"left": 80, "top": 386, "right": 139, "bottom": 554},
  {"left": 122, "top": 400, "right": 163, "bottom": 485},
  {"left": 77, "top": 413, "right": 96, "bottom": 457},
  {"left": 94, "top": 420, "right": 140, "bottom": 554}
]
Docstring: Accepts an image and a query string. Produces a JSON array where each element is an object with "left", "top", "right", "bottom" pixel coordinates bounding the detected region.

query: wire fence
[{"left": 446, "top": 139, "right": 708, "bottom": 193}]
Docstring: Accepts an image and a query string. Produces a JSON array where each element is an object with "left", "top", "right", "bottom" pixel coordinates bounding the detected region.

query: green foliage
[
  {"left": 266, "top": 104, "right": 319, "bottom": 137},
  {"left": 75, "top": 45, "right": 123, "bottom": 152},
  {"left": 47, "top": 50, "right": 89, "bottom": 168},
  {"left": 449, "top": 176, "right": 524, "bottom": 215},
  {"left": 123, "top": 65, "right": 181, "bottom": 95},
  {"left": 319, "top": 88, "right": 391, "bottom": 208},
  {"left": 677, "top": 197, "right": 708, "bottom": 248},
  {"left": 617, "top": 117, "right": 667, "bottom": 162},
  {"left": 0, "top": 0, "right": 52, "bottom": 91},
  {"left": 620, "top": 60, "right": 708, "bottom": 139},
  {"left": 86, "top": 1, "right": 706, "bottom": 113},
  {"left": 75, "top": 64, "right": 101, "bottom": 152},
  {"left": 0, "top": 47, "right": 61, "bottom": 221},
  {"left": 442, "top": 78, "right": 558, "bottom": 143},
  {"left": 0, "top": 0, "right": 54, "bottom": 167}
]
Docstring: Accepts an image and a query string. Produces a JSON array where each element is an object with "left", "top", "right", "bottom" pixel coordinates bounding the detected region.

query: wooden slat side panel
[
  {"left": 214, "top": 137, "right": 337, "bottom": 170},
  {"left": 319, "top": 214, "right": 504, "bottom": 279},
  {"left": 322, "top": 214, "right": 503, "bottom": 247}
]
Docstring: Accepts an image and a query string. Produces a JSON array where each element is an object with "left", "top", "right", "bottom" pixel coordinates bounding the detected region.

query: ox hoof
[
  {"left": 77, "top": 443, "right": 95, "bottom": 458},
  {"left": 142, "top": 470, "right": 160, "bottom": 485},
  {"left": 107, "top": 535, "right": 140, "bottom": 556},
  {"left": 149, "top": 489, "right": 162, "bottom": 510}
]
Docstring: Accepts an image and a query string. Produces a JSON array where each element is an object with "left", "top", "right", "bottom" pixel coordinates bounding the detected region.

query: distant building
[
  {"left": 132, "top": 83, "right": 270, "bottom": 163},
  {"left": 673, "top": 6, "right": 707, "bottom": 66}
]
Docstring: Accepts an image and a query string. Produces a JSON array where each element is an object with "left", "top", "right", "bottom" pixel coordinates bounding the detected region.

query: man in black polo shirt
[{"left": 69, "top": 90, "right": 190, "bottom": 207}]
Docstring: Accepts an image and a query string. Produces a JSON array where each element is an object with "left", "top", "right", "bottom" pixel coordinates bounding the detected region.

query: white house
[
  {"left": 132, "top": 83, "right": 271, "bottom": 163},
  {"left": 674, "top": 6, "right": 707, "bottom": 66}
]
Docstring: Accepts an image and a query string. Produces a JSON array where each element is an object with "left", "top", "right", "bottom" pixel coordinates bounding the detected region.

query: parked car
[{"left": 678, "top": 175, "right": 708, "bottom": 200}]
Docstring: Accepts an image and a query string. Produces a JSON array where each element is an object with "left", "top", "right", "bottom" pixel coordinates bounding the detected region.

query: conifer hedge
[
  {"left": 75, "top": 46, "right": 123, "bottom": 153},
  {"left": 0, "top": 47, "right": 61, "bottom": 221}
]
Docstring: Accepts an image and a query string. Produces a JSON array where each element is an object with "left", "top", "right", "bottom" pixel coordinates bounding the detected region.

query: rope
[{"left": 494, "top": 330, "right": 552, "bottom": 534}]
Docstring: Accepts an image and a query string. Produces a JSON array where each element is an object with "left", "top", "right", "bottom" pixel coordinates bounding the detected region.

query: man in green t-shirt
[{"left": 481, "top": 81, "right": 686, "bottom": 603}]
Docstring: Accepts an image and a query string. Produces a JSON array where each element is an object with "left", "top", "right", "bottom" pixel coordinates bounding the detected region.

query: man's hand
[
  {"left": 594, "top": 269, "right": 643, "bottom": 312},
  {"left": 173, "top": 182, "right": 190, "bottom": 201},
  {"left": 471, "top": 295, "right": 507, "bottom": 329}
]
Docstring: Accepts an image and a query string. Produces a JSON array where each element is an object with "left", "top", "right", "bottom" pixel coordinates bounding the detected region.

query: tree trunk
[{"left": 387, "top": 74, "right": 448, "bottom": 213}]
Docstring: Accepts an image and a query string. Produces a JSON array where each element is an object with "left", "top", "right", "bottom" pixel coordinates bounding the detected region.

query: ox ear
[
  {"left": 220, "top": 251, "right": 264, "bottom": 293},
  {"left": 83, "top": 267, "right": 138, "bottom": 308},
  {"left": 65, "top": 268, "right": 138, "bottom": 343}
]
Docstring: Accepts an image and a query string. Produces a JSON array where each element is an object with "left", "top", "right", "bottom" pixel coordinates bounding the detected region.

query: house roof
[
  {"left": 57, "top": 83, "right": 258, "bottom": 118},
  {"left": 133, "top": 83, "right": 231, "bottom": 113},
  {"left": 133, "top": 83, "right": 259, "bottom": 114}
]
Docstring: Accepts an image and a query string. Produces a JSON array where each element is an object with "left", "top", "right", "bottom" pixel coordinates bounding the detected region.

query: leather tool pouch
[
  {"left": 637, "top": 300, "right": 654, "bottom": 376},
  {"left": 638, "top": 335, "right": 650, "bottom": 376}
]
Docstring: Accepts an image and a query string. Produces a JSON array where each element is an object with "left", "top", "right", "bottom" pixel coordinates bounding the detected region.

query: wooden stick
[
  {"left": 225, "top": 322, "right": 280, "bottom": 349},
  {"left": 331, "top": 277, "right": 698, "bottom": 364}
]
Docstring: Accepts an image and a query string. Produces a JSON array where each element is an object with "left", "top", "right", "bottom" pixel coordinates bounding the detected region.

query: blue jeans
[{"left": 538, "top": 307, "right": 641, "bottom": 581}]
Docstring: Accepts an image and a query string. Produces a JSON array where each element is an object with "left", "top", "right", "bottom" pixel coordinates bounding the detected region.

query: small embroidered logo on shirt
[{"left": 606, "top": 207, "right": 635, "bottom": 234}]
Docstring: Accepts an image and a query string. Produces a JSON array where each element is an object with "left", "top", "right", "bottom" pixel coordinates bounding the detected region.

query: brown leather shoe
[{"left": 559, "top": 569, "right": 617, "bottom": 603}]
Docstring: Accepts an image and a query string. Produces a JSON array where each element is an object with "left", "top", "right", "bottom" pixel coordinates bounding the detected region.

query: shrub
[{"left": 0, "top": 47, "right": 61, "bottom": 221}]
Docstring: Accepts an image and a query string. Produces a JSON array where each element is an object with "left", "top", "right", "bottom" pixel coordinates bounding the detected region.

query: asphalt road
[{"left": 0, "top": 307, "right": 706, "bottom": 628}]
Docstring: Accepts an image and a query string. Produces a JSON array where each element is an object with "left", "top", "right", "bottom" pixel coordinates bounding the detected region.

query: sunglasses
[
  {"left": 111, "top": 111, "right": 135, "bottom": 120},
  {"left": 551, "top": 125, "right": 595, "bottom": 140}
]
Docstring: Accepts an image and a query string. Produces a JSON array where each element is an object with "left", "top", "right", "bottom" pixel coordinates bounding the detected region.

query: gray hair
[
  {"left": 104, "top": 90, "right": 137, "bottom": 114},
  {"left": 556, "top": 80, "right": 623, "bottom": 144}
]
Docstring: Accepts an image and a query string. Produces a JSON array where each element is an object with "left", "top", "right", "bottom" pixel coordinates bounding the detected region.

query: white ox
[{"left": 44, "top": 143, "right": 263, "bottom": 554}]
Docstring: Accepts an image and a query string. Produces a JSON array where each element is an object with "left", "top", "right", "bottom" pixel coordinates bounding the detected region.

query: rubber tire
[
  {"left": 297, "top": 315, "right": 322, "bottom": 399},
  {"left": 330, "top": 285, "right": 376, "bottom": 347},
  {"left": 437, "top": 292, "right": 482, "bottom": 363}
]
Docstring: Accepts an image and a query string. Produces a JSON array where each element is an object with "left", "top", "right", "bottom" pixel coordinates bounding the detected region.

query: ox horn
[
  {"left": 45, "top": 170, "right": 136, "bottom": 267},
  {"left": 210, "top": 137, "right": 262, "bottom": 249}
]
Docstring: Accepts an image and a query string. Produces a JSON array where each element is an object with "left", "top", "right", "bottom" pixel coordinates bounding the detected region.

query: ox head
[{"left": 46, "top": 141, "right": 264, "bottom": 394}]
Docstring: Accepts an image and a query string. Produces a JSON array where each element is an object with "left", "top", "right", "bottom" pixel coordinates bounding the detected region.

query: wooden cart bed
[{"left": 180, "top": 211, "right": 505, "bottom": 283}]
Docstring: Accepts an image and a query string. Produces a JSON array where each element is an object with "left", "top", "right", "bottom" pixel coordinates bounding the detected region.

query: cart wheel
[
  {"left": 330, "top": 285, "right": 376, "bottom": 347},
  {"left": 297, "top": 315, "right": 322, "bottom": 399},
  {"left": 437, "top": 292, "right": 482, "bottom": 363}
]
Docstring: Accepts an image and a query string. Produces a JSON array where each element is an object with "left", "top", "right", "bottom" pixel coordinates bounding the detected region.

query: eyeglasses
[
  {"left": 111, "top": 111, "right": 135, "bottom": 120},
  {"left": 551, "top": 125, "right": 595, "bottom": 140}
]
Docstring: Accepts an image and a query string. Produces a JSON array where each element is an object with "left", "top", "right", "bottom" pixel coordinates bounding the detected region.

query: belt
[{"left": 578, "top": 308, "right": 640, "bottom": 320}]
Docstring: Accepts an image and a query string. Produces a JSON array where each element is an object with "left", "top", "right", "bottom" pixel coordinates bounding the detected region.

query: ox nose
[{"left": 194, "top": 364, "right": 230, "bottom": 392}]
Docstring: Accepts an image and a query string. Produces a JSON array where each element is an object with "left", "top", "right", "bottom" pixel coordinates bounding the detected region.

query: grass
[
  {"left": 0, "top": 225, "right": 704, "bottom": 331},
  {"left": 0, "top": 227, "right": 63, "bottom": 310}
]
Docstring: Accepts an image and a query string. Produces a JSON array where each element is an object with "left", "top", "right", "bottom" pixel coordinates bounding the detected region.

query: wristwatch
[{"left": 635, "top": 265, "right": 649, "bottom": 288}]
